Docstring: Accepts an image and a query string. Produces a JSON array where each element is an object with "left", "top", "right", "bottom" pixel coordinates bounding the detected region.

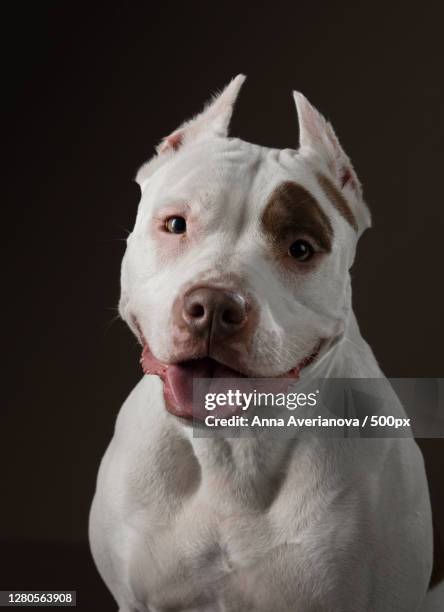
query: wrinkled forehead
[{"left": 144, "top": 136, "right": 325, "bottom": 213}]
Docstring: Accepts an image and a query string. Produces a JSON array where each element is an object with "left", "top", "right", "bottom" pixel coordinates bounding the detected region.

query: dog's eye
[
  {"left": 165, "top": 216, "right": 187, "bottom": 234},
  {"left": 288, "top": 239, "right": 314, "bottom": 261}
]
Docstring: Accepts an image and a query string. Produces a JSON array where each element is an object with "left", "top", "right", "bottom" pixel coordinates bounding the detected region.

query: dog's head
[{"left": 119, "top": 75, "right": 371, "bottom": 418}]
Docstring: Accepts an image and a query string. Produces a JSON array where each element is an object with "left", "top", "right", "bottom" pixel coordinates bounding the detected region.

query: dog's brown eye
[
  {"left": 289, "top": 239, "right": 314, "bottom": 261},
  {"left": 165, "top": 216, "right": 186, "bottom": 234}
]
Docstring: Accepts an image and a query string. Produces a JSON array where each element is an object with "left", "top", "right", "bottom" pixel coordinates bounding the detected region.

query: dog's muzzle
[{"left": 139, "top": 284, "right": 321, "bottom": 421}]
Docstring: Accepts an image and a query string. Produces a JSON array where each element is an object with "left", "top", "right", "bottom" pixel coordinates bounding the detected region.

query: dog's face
[{"left": 119, "top": 75, "right": 371, "bottom": 418}]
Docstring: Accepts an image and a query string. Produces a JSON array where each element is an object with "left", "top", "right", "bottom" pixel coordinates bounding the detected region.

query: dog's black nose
[{"left": 182, "top": 287, "right": 248, "bottom": 338}]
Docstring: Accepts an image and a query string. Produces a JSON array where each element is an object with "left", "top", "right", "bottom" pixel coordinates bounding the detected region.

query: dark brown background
[{"left": 2, "top": 2, "right": 443, "bottom": 610}]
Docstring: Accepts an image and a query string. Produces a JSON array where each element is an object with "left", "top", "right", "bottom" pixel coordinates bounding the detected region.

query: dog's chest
[{"left": 126, "top": 454, "right": 287, "bottom": 610}]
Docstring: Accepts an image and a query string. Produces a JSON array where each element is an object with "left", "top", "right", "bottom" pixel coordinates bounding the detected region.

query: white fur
[{"left": 90, "top": 76, "right": 436, "bottom": 611}]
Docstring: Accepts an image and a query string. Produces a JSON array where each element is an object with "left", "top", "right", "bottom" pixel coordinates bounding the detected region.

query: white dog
[{"left": 89, "top": 76, "right": 440, "bottom": 611}]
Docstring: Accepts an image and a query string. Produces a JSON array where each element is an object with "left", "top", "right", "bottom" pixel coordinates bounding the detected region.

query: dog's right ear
[
  {"left": 136, "top": 75, "right": 245, "bottom": 189},
  {"left": 293, "top": 92, "right": 371, "bottom": 238}
]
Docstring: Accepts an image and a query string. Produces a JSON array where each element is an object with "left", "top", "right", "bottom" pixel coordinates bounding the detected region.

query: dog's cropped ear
[
  {"left": 157, "top": 74, "right": 246, "bottom": 154},
  {"left": 135, "top": 75, "right": 245, "bottom": 190},
  {"left": 293, "top": 92, "right": 371, "bottom": 237}
]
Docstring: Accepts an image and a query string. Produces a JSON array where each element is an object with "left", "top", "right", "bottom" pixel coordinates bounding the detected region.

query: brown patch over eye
[
  {"left": 261, "top": 181, "right": 333, "bottom": 255},
  {"left": 316, "top": 172, "right": 358, "bottom": 232}
]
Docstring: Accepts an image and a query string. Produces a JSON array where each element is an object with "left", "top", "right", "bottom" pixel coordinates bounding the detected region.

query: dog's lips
[
  {"left": 140, "top": 343, "right": 169, "bottom": 378},
  {"left": 140, "top": 343, "right": 321, "bottom": 420},
  {"left": 140, "top": 346, "right": 248, "bottom": 418}
]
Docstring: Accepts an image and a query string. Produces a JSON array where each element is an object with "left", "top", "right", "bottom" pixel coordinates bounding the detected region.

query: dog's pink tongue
[{"left": 164, "top": 358, "right": 243, "bottom": 420}]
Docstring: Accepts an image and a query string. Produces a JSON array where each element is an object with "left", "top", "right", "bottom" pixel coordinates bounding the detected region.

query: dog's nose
[{"left": 182, "top": 287, "right": 248, "bottom": 337}]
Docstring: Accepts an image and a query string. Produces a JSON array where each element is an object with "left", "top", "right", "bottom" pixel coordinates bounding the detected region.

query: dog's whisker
[
  {"left": 115, "top": 224, "right": 132, "bottom": 236},
  {"left": 102, "top": 314, "right": 122, "bottom": 334},
  {"left": 100, "top": 237, "right": 129, "bottom": 243}
]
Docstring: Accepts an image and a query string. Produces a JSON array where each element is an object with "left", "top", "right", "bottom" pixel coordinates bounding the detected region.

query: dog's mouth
[{"left": 140, "top": 343, "right": 321, "bottom": 420}]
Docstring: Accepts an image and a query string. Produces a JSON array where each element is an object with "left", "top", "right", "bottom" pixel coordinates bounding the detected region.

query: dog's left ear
[
  {"left": 136, "top": 75, "right": 245, "bottom": 189},
  {"left": 293, "top": 92, "right": 371, "bottom": 236}
]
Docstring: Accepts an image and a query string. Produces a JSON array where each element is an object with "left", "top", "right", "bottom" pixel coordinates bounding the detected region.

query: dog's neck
[{"left": 183, "top": 430, "right": 303, "bottom": 511}]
